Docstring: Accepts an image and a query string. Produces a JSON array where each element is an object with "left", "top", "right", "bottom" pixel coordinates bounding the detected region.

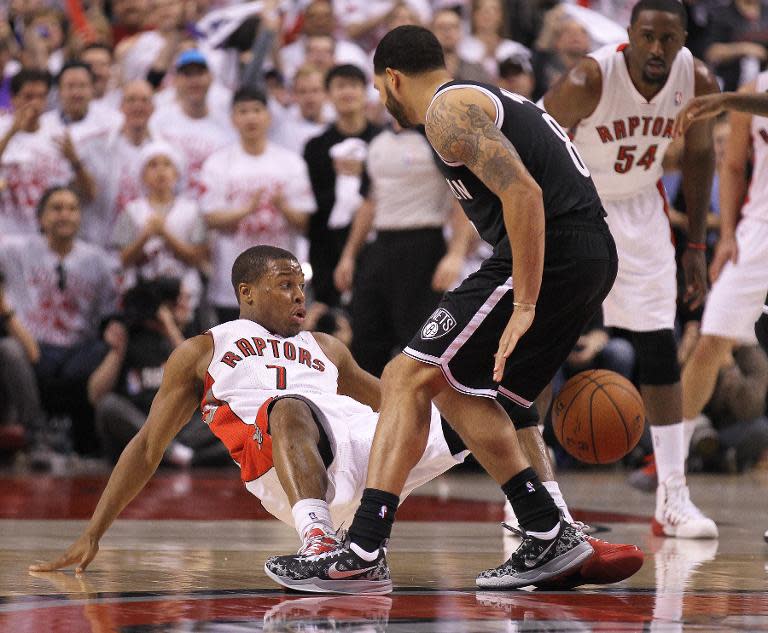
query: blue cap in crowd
[{"left": 176, "top": 49, "right": 208, "bottom": 71}]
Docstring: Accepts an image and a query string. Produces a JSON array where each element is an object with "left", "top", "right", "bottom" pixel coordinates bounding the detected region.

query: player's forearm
[
  {"left": 681, "top": 148, "right": 715, "bottom": 243},
  {"left": 503, "top": 188, "right": 545, "bottom": 305},
  {"left": 721, "top": 92, "right": 768, "bottom": 117},
  {"left": 84, "top": 432, "right": 164, "bottom": 541}
]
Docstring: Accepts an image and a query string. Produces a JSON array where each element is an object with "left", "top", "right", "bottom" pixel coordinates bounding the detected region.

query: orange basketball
[{"left": 552, "top": 369, "right": 645, "bottom": 465}]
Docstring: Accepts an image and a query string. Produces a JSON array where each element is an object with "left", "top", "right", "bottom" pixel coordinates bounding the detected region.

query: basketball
[{"left": 552, "top": 369, "right": 645, "bottom": 465}]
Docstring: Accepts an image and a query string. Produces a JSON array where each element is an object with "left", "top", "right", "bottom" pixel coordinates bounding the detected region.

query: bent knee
[
  {"left": 381, "top": 354, "right": 442, "bottom": 394},
  {"left": 268, "top": 397, "right": 317, "bottom": 437}
]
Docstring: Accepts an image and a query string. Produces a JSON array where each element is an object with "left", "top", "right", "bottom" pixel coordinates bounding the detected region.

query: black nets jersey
[{"left": 428, "top": 80, "right": 604, "bottom": 246}]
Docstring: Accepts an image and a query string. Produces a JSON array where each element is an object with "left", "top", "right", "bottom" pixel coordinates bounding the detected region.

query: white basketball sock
[
  {"left": 543, "top": 480, "right": 575, "bottom": 524},
  {"left": 682, "top": 416, "right": 701, "bottom": 459},
  {"left": 291, "top": 498, "right": 333, "bottom": 540},
  {"left": 651, "top": 422, "right": 686, "bottom": 484}
]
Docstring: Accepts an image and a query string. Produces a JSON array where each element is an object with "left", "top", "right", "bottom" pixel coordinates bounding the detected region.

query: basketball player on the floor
[
  {"left": 675, "top": 79, "right": 768, "bottom": 545},
  {"left": 28, "top": 246, "right": 470, "bottom": 578},
  {"left": 542, "top": 0, "right": 720, "bottom": 539},
  {"left": 263, "top": 25, "right": 646, "bottom": 594}
]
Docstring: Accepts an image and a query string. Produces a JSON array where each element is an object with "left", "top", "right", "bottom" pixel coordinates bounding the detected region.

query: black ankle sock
[
  {"left": 348, "top": 488, "right": 400, "bottom": 552},
  {"left": 502, "top": 468, "right": 560, "bottom": 534}
]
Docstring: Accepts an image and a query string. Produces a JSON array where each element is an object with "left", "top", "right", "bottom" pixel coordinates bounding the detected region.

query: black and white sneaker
[
  {"left": 476, "top": 519, "right": 594, "bottom": 589},
  {"left": 264, "top": 539, "right": 392, "bottom": 595}
]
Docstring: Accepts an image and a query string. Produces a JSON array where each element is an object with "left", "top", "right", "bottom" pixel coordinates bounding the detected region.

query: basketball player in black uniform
[{"left": 265, "top": 25, "right": 620, "bottom": 594}]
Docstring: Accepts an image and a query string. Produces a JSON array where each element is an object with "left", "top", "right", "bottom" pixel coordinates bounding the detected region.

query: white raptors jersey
[
  {"left": 573, "top": 44, "right": 695, "bottom": 200},
  {"left": 743, "top": 72, "right": 768, "bottom": 222},
  {"left": 201, "top": 319, "right": 341, "bottom": 481}
]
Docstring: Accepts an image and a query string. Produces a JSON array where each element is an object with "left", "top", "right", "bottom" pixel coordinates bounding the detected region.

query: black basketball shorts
[{"left": 404, "top": 221, "right": 618, "bottom": 408}]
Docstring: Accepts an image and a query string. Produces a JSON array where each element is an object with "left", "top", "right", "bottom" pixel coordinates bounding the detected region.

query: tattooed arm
[{"left": 425, "top": 88, "right": 544, "bottom": 380}]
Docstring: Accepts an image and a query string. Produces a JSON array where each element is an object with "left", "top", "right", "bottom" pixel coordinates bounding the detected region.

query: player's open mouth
[{"left": 291, "top": 310, "right": 306, "bottom": 322}]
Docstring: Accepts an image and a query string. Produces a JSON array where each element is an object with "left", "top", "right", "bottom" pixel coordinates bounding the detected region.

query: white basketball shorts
[
  {"left": 701, "top": 217, "right": 768, "bottom": 344},
  {"left": 601, "top": 184, "right": 677, "bottom": 331}
]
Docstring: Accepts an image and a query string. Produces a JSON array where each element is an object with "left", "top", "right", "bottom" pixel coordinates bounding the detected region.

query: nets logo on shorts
[{"left": 421, "top": 308, "right": 457, "bottom": 340}]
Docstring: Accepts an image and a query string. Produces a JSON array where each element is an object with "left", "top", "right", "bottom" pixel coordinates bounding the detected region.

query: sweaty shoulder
[
  {"left": 542, "top": 56, "right": 602, "bottom": 127},
  {"left": 693, "top": 57, "right": 720, "bottom": 97}
]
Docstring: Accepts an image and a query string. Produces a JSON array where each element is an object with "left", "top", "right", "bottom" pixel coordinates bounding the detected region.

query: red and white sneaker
[
  {"left": 652, "top": 475, "right": 718, "bottom": 539},
  {"left": 297, "top": 526, "right": 343, "bottom": 556},
  {"left": 533, "top": 525, "right": 644, "bottom": 590}
]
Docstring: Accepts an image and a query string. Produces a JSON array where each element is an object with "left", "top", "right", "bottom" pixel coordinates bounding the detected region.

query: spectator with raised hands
[
  {"left": 0, "top": 69, "right": 95, "bottom": 236},
  {"left": 112, "top": 141, "right": 207, "bottom": 309}
]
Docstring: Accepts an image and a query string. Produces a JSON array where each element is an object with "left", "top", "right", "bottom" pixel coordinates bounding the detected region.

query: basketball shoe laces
[
  {"left": 298, "top": 527, "right": 344, "bottom": 556},
  {"left": 660, "top": 476, "right": 707, "bottom": 526}
]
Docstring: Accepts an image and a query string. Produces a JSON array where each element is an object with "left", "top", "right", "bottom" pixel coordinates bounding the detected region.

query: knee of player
[
  {"left": 268, "top": 398, "right": 319, "bottom": 442},
  {"left": 381, "top": 354, "right": 441, "bottom": 396}
]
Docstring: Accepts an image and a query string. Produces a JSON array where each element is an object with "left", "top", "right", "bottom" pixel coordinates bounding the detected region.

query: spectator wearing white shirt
[
  {"left": 0, "top": 69, "right": 94, "bottom": 237},
  {"left": 201, "top": 87, "right": 316, "bottom": 323},
  {"left": 270, "top": 65, "right": 331, "bottom": 155},
  {"left": 112, "top": 141, "right": 207, "bottom": 309},
  {"left": 0, "top": 186, "right": 117, "bottom": 456},
  {"left": 279, "top": 0, "right": 370, "bottom": 83},
  {"left": 104, "top": 79, "right": 155, "bottom": 229},
  {"left": 41, "top": 61, "right": 118, "bottom": 243},
  {"left": 150, "top": 50, "right": 237, "bottom": 198},
  {"left": 458, "top": 0, "right": 531, "bottom": 80},
  {"left": 81, "top": 43, "right": 122, "bottom": 112}
]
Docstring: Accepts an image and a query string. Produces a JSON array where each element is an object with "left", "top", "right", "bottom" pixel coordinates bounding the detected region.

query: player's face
[
  {"left": 39, "top": 189, "right": 81, "bottom": 241},
  {"left": 373, "top": 74, "right": 414, "bottom": 128},
  {"left": 246, "top": 259, "right": 306, "bottom": 337},
  {"left": 627, "top": 10, "right": 686, "bottom": 85}
]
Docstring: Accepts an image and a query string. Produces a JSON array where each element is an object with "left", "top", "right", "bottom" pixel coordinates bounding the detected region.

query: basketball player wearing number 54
[
  {"left": 542, "top": 0, "right": 720, "bottom": 539},
  {"left": 264, "top": 25, "right": 641, "bottom": 594}
]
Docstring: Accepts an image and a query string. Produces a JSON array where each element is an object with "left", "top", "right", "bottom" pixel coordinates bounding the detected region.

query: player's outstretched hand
[
  {"left": 673, "top": 94, "right": 728, "bottom": 137},
  {"left": 493, "top": 306, "right": 535, "bottom": 382},
  {"left": 29, "top": 532, "right": 99, "bottom": 573}
]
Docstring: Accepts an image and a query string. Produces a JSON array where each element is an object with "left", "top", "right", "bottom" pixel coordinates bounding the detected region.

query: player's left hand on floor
[{"left": 29, "top": 533, "right": 99, "bottom": 573}]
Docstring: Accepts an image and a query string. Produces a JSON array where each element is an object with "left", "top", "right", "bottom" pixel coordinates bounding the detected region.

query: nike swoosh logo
[
  {"left": 524, "top": 539, "right": 557, "bottom": 568},
  {"left": 327, "top": 562, "right": 377, "bottom": 579}
]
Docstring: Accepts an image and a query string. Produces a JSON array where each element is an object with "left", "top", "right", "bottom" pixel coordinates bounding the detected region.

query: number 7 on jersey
[{"left": 266, "top": 365, "right": 287, "bottom": 390}]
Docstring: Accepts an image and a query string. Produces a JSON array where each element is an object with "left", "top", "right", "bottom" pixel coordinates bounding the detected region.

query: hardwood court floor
[{"left": 0, "top": 467, "right": 766, "bottom": 632}]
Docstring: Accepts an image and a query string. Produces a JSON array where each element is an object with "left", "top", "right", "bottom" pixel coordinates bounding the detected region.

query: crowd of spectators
[{"left": 0, "top": 0, "right": 767, "bottom": 475}]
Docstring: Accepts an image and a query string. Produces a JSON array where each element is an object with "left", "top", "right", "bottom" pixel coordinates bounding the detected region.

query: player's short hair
[
  {"left": 630, "top": 0, "right": 687, "bottom": 29},
  {"left": 231, "top": 85, "right": 268, "bottom": 108},
  {"left": 324, "top": 64, "right": 367, "bottom": 89},
  {"left": 36, "top": 185, "right": 79, "bottom": 218},
  {"left": 231, "top": 246, "right": 299, "bottom": 296},
  {"left": 57, "top": 60, "right": 96, "bottom": 85},
  {"left": 373, "top": 25, "right": 445, "bottom": 76},
  {"left": 10, "top": 68, "right": 52, "bottom": 96}
]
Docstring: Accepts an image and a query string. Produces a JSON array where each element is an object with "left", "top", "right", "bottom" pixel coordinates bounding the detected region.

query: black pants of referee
[{"left": 351, "top": 227, "right": 446, "bottom": 377}]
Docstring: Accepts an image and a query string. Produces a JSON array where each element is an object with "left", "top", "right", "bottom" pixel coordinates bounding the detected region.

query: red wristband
[{"left": 687, "top": 241, "right": 706, "bottom": 251}]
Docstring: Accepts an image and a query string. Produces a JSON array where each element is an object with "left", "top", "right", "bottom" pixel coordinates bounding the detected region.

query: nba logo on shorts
[
  {"left": 421, "top": 308, "right": 457, "bottom": 340},
  {"left": 675, "top": 91, "right": 683, "bottom": 106}
]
